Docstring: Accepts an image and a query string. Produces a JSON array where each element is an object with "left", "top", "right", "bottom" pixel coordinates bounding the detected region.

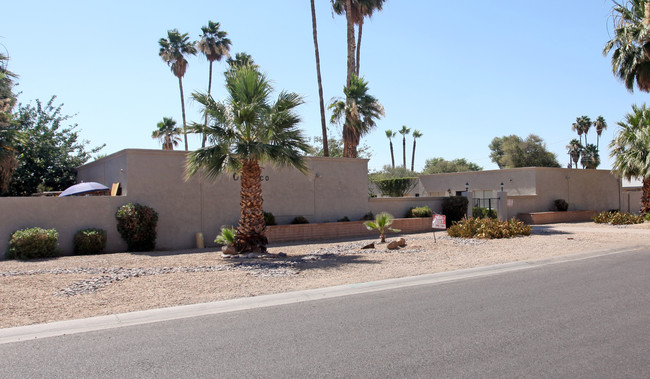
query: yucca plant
[{"left": 364, "top": 212, "right": 400, "bottom": 242}]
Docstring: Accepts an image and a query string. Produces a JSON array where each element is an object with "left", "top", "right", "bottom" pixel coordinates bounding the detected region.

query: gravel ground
[{"left": 1, "top": 222, "right": 649, "bottom": 329}]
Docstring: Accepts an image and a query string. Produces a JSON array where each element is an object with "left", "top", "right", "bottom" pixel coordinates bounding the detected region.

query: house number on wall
[{"left": 232, "top": 173, "right": 270, "bottom": 182}]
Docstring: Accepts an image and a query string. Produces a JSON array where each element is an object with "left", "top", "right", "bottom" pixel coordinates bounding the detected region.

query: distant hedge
[{"left": 373, "top": 178, "right": 418, "bottom": 197}]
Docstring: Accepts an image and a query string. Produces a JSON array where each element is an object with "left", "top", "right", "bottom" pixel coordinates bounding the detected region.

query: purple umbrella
[{"left": 59, "top": 182, "right": 110, "bottom": 197}]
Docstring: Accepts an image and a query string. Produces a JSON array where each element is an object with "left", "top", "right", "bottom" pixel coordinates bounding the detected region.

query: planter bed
[
  {"left": 266, "top": 217, "right": 434, "bottom": 244},
  {"left": 517, "top": 210, "right": 597, "bottom": 225}
]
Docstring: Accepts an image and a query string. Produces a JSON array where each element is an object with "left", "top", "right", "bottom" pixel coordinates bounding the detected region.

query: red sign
[{"left": 432, "top": 214, "right": 446, "bottom": 230}]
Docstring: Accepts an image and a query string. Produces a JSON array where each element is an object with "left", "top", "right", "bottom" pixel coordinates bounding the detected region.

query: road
[{"left": 1, "top": 249, "right": 649, "bottom": 377}]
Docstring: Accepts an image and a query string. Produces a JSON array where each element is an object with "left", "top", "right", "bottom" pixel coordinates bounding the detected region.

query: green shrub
[
  {"left": 406, "top": 206, "right": 433, "bottom": 218},
  {"left": 373, "top": 178, "right": 418, "bottom": 197},
  {"left": 7, "top": 227, "right": 60, "bottom": 260},
  {"left": 447, "top": 218, "right": 531, "bottom": 239},
  {"left": 291, "top": 216, "right": 309, "bottom": 224},
  {"left": 554, "top": 199, "right": 569, "bottom": 212},
  {"left": 73, "top": 228, "right": 107, "bottom": 255},
  {"left": 593, "top": 211, "right": 643, "bottom": 225},
  {"left": 360, "top": 212, "right": 375, "bottom": 221},
  {"left": 115, "top": 203, "right": 159, "bottom": 252},
  {"left": 264, "top": 211, "right": 276, "bottom": 226},
  {"left": 442, "top": 196, "right": 468, "bottom": 227},
  {"left": 472, "top": 207, "right": 497, "bottom": 219},
  {"left": 215, "top": 226, "right": 237, "bottom": 246},
  {"left": 337, "top": 216, "right": 350, "bottom": 222}
]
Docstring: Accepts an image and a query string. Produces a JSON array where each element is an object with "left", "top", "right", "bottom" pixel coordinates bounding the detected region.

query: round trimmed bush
[
  {"left": 74, "top": 228, "right": 107, "bottom": 255},
  {"left": 8, "top": 227, "right": 60, "bottom": 260},
  {"left": 115, "top": 203, "right": 159, "bottom": 252}
]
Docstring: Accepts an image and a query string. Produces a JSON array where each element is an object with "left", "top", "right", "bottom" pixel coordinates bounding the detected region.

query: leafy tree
[
  {"left": 152, "top": 117, "right": 183, "bottom": 150},
  {"left": 411, "top": 129, "right": 422, "bottom": 172},
  {"left": 422, "top": 157, "right": 483, "bottom": 174},
  {"left": 186, "top": 65, "right": 310, "bottom": 253},
  {"left": 610, "top": 103, "right": 650, "bottom": 214},
  {"left": 566, "top": 138, "right": 583, "bottom": 169},
  {"left": 370, "top": 164, "right": 418, "bottom": 180},
  {"left": 489, "top": 134, "right": 560, "bottom": 168},
  {"left": 6, "top": 96, "right": 104, "bottom": 196},
  {"left": 310, "top": 135, "right": 371, "bottom": 159},
  {"left": 385, "top": 129, "right": 395, "bottom": 168},
  {"left": 398, "top": 125, "right": 410, "bottom": 168},
  {"left": 603, "top": 0, "right": 650, "bottom": 92},
  {"left": 310, "top": 0, "right": 329, "bottom": 157},
  {"left": 329, "top": 74, "right": 384, "bottom": 158},
  {"left": 0, "top": 51, "right": 19, "bottom": 193},
  {"left": 198, "top": 21, "right": 231, "bottom": 148},
  {"left": 159, "top": 29, "right": 197, "bottom": 151}
]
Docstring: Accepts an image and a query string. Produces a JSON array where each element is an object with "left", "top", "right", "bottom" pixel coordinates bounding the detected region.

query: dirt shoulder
[{"left": 1, "top": 222, "right": 649, "bottom": 329}]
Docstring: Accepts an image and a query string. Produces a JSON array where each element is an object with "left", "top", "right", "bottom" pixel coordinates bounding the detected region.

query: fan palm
[
  {"left": 603, "top": 0, "right": 650, "bottom": 92},
  {"left": 364, "top": 212, "right": 400, "bottom": 243},
  {"left": 186, "top": 66, "right": 310, "bottom": 252},
  {"left": 159, "top": 29, "right": 197, "bottom": 151},
  {"left": 411, "top": 130, "right": 422, "bottom": 172},
  {"left": 610, "top": 103, "right": 650, "bottom": 214},
  {"left": 572, "top": 115, "right": 592, "bottom": 145},
  {"left": 398, "top": 125, "right": 411, "bottom": 168},
  {"left": 580, "top": 144, "right": 600, "bottom": 169},
  {"left": 328, "top": 74, "right": 384, "bottom": 158},
  {"left": 226, "top": 52, "right": 259, "bottom": 75},
  {"left": 198, "top": 21, "right": 231, "bottom": 148},
  {"left": 385, "top": 129, "right": 395, "bottom": 168},
  {"left": 594, "top": 115, "right": 608, "bottom": 150},
  {"left": 310, "top": 0, "right": 329, "bottom": 157},
  {"left": 152, "top": 117, "right": 183, "bottom": 150},
  {"left": 566, "top": 138, "right": 583, "bottom": 169}
]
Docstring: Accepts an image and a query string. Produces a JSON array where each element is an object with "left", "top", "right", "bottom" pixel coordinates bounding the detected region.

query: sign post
[{"left": 432, "top": 214, "right": 446, "bottom": 242}]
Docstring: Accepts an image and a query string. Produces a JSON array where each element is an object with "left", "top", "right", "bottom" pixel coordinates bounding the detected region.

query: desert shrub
[
  {"left": 472, "top": 207, "right": 497, "bottom": 219},
  {"left": 360, "top": 212, "right": 375, "bottom": 221},
  {"left": 115, "top": 203, "right": 159, "bottom": 252},
  {"left": 291, "top": 216, "right": 309, "bottom": 224},
  {"left": 364, "top": 212, "right": 400, "bottom": 242},
  {"left": 442, "top": 196, "right": 469, "bottom": 227},
  {"left": 215, "top": 226, "right": 237, "bottom": 246},
  {"left": 554, "top": 199, "right": 569, "bottom": 212},
  {"left": 447, "top": 218, "right": 531, "bottom": 239},
  {"left": 593, "top": 211, "right": 643, "bottom": 225},
  {"left": 373, "top": 177, "right": 418, "bottom": 197},
  {"left": 337, "top": 216, "right": 350, "bottom": 222},
  {"left": 7, "top": 227, "right": 60, "bottom": 260},
  {"left": 264, "top": 211, "right": 276, "bottom": 226},
  {"left": 406, "top": 206, "right": 433, "bottom": 218},
  {"left": 73, "top": 228, "right": 107, "bottom": 255}
]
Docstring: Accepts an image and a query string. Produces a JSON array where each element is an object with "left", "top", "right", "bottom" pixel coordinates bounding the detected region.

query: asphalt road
[{"left": 1, "top": 249, "right": 649, "bottom": 378}]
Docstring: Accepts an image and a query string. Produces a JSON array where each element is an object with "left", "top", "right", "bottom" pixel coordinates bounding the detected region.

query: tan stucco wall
[
  {"left": 419, "top": 168, "right": 538, "bottom": 197},
  {"left": 621, "top": 188, "right": 642, "bottom": 214},
  {"left": 368, "top": 197, "right": 445, "bottom": 218}
]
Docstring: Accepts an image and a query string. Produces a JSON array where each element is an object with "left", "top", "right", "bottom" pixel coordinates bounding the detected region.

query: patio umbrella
[{"left": 59, "top": 182, "right": 110, "bottom": 197}]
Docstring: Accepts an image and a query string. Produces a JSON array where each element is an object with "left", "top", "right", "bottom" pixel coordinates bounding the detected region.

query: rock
[
  {"left": 397, "top": 238, "right": 407, "bottom": 247},
  {"left": 277, "top": 252, "right": 287, "bottom": 257},
  {"left": 387, "top": 241, "right": 400, "bottom": 250},
  {"left": 361, "top": 243, "right": 375, "bottom": 249},
  {"left": 247, "top": 253, "right": 261, "bottom": 259},
  {"left": 222, "top": 246, "right": 237, "bottom": 255}
]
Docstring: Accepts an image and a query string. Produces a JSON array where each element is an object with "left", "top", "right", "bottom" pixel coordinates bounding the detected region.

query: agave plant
[{"left": 364, "top": 212, "right": 400, "bottom": 242}]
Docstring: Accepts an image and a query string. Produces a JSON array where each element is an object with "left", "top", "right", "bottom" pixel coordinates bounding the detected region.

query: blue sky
[{"left": 3, "top": 1, "right": 648, "bottom": 172}]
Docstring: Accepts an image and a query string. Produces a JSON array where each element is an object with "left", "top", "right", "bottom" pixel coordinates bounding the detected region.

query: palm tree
[
  {"left": 364, "top": 212, "right": 400, "bottom": 243},
  {"left": 197, "top": 21, "right": 231, "bottom": 148},
  {"left": 572, "top": 115, "right": 592, "bottom": 145},
  {"left": 610, "top": 103, "right": 650, "bottom": 214},
  {"left": 603, "top": 1, "right": 650, "bottom": 92},
  {"left": 310, "top": 0, "right": 329, "bottom": 156},
  {"left": 152, "top": 117, "right": 183, "bottom": 150},
  {"left": 385, "top": 129, "right": 395, "bottom": 168},
  {"left": 594, "top": 115, "right": 608, "bottom": 150},
  {"left": 566, "top": 138, "right": 583, "bottom": 169},
  {"left": 186, "top": 66, "right": 310, "bottom": 253},
  {"left": 580, "top": 144, "right": 600, "bottom": 169},
  {"left": 225, "top": 52, "right": 259, "bottom": 75},
  {"left": 398, "top": 125, "right": 410, "bottom": 168},
  {"left": 0, "top": 51, "right": 19, "bottom": 193},
  {"left": 411, "top": 129, "right": 422, "bottom": 172},
  {"left": 159, "top": 29, "right": 197, "bottom": 151},
  {"left": 328, "top": 74, "right": 384, "bottom": 158}
]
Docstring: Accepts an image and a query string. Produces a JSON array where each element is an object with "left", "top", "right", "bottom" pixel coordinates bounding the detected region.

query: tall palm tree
[
  {"left": 411, "top": 129, "right": 422, "bottom": 172},
  {"left": 159, "top": 29, "right": 197, "bottom": 151},
  {"left": 398, "top": 125, "right": 410, "bottom": 168},
  {"left": 566, "top": 138, "right": 583, "bottom": 169},
  {"left": 385, "top": 129, "right": 395, "bottom": 168},
  {"left": 198, "top": 21, "right": 231, "bottom": 148},
  {"left": 610, "top": 103, "right": 650, "bottom": 214},
  {"left": 580, "top": 144, "right": 600, "bottom": 169},
  {"left": 152, "top": 117, "right": 183, "bottom": 150},
  {"left": 328, "top": 74, "right": 385, "bottom": 158},
  {"left": 594, "top": 115, "right": 608, "bottom": 150},
  {"left": 187, "top": 66, "right": 310, "bottom": 253},
  {"left": 572, "top": 115, "right": 592, "bottom": 145},
  {"left": 0, "top": 51, "right": 19, "bottom": 193},
  {"left": 225, "top": 52, "right": 259, "bottom": 75},
  {"left": 603, "top": 0, "right": 650, "bottom": 92},
  {"left": 310, "top": 0, "right": 329, "bottom": 156}
]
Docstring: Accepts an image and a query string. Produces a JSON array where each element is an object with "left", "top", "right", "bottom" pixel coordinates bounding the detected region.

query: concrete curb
[{"left": 1, "top": 245, "right": 647, "bottom": 345}]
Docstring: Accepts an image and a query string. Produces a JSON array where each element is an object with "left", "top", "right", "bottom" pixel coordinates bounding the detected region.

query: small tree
[{"left": 364, "top": 212, "right": 400, "bottom": 243}]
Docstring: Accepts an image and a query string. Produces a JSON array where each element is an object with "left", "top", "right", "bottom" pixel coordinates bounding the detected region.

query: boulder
[
  {"left": 387, "top": 240, "right": 400, "bottom": 250},
  {"left": 397, "top": 238, "right": 407, "bottom": 247},
  {"left": 361, "top": 243, "right": 375, "bottom": 250},
  {"left": 222, "top": 245, "right": 237, "bottom": 255}
]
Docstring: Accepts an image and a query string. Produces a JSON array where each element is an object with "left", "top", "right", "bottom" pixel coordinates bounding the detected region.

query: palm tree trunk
[
  {"left": 311, "top": 0, "right": 329, "bottom": 157},
  {"left": 411, "top": 139, "right": 417, "bottom": 172},
  {"left": 389, "top": 141, "right": 395, "bottom": 168},
  {"left": 402, "top": 136, "right": 407, "bottom": 168},
  {"left": 202, "top": 61, "right": 214, "bottom": 148},
  {"left": 236, "top": 159, "right": 268, "bottom": 252},
  {"left": 345, "top": 0, "right": 356, "bottom": 87},
  {"left": 178, "top": 77, "right": 188, "bottom": 151},
  {"left": 642, "top": 177, "right": 650, "bottom": 215},
  {"left": 356, "top": 19, "right": 363, "bottom": 76}
]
